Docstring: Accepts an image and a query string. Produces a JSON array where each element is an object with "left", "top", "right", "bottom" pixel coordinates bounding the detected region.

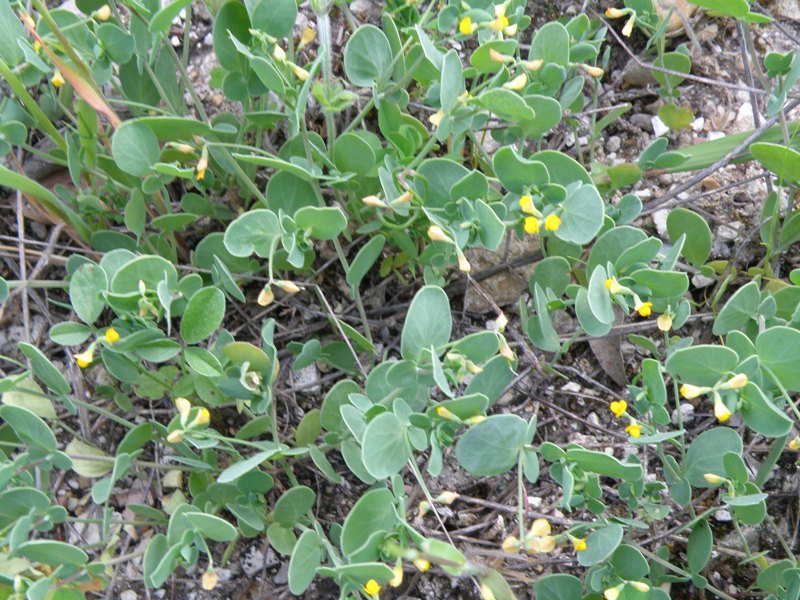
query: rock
[
  {"left": 621, "top": 59, "right": 659, "bottom": 88},
  {"left": 769, "top": 0, "right": 800, "bottom": 21},
  {"left": 607, "top": 135, "right": 621, "bottom": 153},
  {"left": 294, "top": 364, "right": 320, "bottom": 393},
  {"left": 652, "top": 116, "right": 670, "bottom": 137},
  {"left": 120, "top": 591, "right": 138, "bottom": 600},
  {"left": 733, "top": 102, "right": 755, "bottom": 133},
  {"left": 652, "top": 209, "right": 670, "bottom": 238},
  {"left": 707, "top": 131, "right": 725, "bottom": 141},
  {"left": 673, "top": 402, "right": 695, "bottom": 424},
  {"left": 692, "top": 273, "right": 715, "bottom": 288},
  {"left": 691, "top": 117, "right": 705, "bottom": 132},
  {"left": 718, "top": 222, "right": 740, "bottom": 241},
  {"left": 714, "top": 509, "right": 733, "bottom": 522},
  {"left": 629, "top": 113, "right": 654, "bottom": 133},
  {"left": 464, "top": 235, "right": 540, "bottom": 312},
  {"left": 242, "top": 546, "right": 276, "bottom": 577}
]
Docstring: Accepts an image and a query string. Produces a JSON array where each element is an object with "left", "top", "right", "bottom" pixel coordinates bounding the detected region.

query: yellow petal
[
  {"left": 202, "top": 569, "right": 218, "bottom": 591},
  {"left": 364, "top": 579, "right": 381, "bottom": 595},
  {"left": 524, "top": 217, "right": 540, "bottom": 234},
  {"left": 529, "top": 518, "right": 551, "bottom": 537},
  {"left": 104, "top": 328, "right": 120, "bottom": 344},
  {"left": 544, "top": 214, "right": 561, "bottom": 232}
]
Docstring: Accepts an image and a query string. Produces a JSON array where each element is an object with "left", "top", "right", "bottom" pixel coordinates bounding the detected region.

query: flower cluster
[
  {"left": 74, "top": 327, "right": 121, "bottom": 369},
  {"left": 605, "top": 276, "right": 654, "bottom": 319},
  {"left": 608, "top": 399, "right": 643, "bottom": 438},
  {"left": 679, "top": 373, "right": 748, "bottom": 423},
  {"left": 167, "top": 397, "right": 211, "bottom": 444},
  {"left": 519, "top": 195, "right": 561, "bottom": 235},
  {"left": 458, "top": 3, "right": 517, "bottom": 38}
]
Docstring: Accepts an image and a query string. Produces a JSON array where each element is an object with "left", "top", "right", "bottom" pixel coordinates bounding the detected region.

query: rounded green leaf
[
  {"left": 757, "top": 326, "right": 800, "bottom": 391},
  {"left": 1, "top": 378, "right": 55, "bottom": 419},
  {"left": 455, "top": 414, "right": 527, "bottom": 475},
  {"left": 529, "top": 22, "right": 570, "bottom": 66},
  {"left": 17, "top": 540, "right": 88, "bottom": 566},
  {"left": 344, "top": 24, "right": 393, "bottom": 87},
  {"left": 683, "top": 427, "right": 743, "bottom": 487},
  {"left": 224, "top": 209, "right": 282, "bottom": 258},
  {"left": 687, "top": 519, "right": 713, "bottom": 573},
  {"left": 667, "top": 208, "right": 712, "bottom": 267},
  {"left": 341, "top": 488, "right": 396, "bottom": 557},
  {"left": 180, "top": 287, "right": 225, "bottom": 344},
  {"left": 19, "top": 342, "right": 70, "bottom": 396},
  {"left": 334, "top": 132, "right": 376, "bottom": 175},
  {"left": 69, "top": 263, "right": 107, "bottom": 325},
  {"left": 533, "top": 574, "right": 582, "bottom": 600},
  {"left": 751, "top": 142, "right": 800, "bottom": 184},
  {"left": 665, "top": 345, "right": 739, "bottom": 387},
  {"left": 212, "top": 1, "right": 251, "bottom": 72},
  {"left": 65, "top": 438, "right": 112, "bottom": 478},
  {"left": 361, "top": 412, "right": 410, "bottom": 479},
  {"left": 0, "top": 405, "right": 57, "bottom": 451},
  {"left": 577, "top": 524, "right": 623, "bottom": 566},
  {"left": 274, "top": 486, "right": 316, "bottom": 525},
  {"left": 400, "top": 286, "right": 452, "bottom": 361},
  {"left": 740, "top": 381, "right": 792, "bottom": 437},
  {"left": 184, "top": 512, "right": 237, "bottom": 542},
  {"left": 246, "top": 0, "right": 296, "bottom": 39},
  {"left": 712, "top": 281, "right": 760, "bottom": 336},
  {"left": 112, "top": 121, "right": 160, "bottom": 177},
  {"left": 347, "top": 235, "right": 385, "bottom": 289},
  {"left": 587, "top": 265, "right": 613, "bottom": 325},
  {"left": 556, "top": 183, "right": 603, "bottom": 245},
  {"left": 288, "top": 530, "right": 321, "bottom": 595},
  {"left": 565, "top": 448, "right": 643, "bottom": 481}
]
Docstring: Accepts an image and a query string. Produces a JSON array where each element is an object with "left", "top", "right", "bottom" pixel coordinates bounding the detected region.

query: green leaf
[
  {"left": 577, "top": 524, "right": 623, "bottom": 566},
  {"left": 687, "top": 518, "right": 713, "bottom": 573},
  {"left": 184, "top": 347, "right": 223, "bottom": 377},
  {"left": 344, "top": 24, "right": 393, "bottom": 87},
  {"left": 740, "top": 382, "right": 792, "bottom": 437},
  {"left": 475, "top": 199, "right": 506, "bottom": 251},
  {"left": 69, "top": 263, "right": 107, "bottom": 325},
  {"left": 341, "top": 488, "right": 396, "bottom": 557},
  {"left": 294, "top": 206, "right": 348, "bottom": 240},
  {"left": 611, "top": 544, "right": 649, "bottom": 580},
  {"left": 217, "top": 449, "right": 280, "bottom": 483},
  {"left": 223, "top": 341, "right": 271, "bottom": 373},
  {"left": 556, "top": 183, "right": 603, "bottom": 245},
  {"left": 65, "top": 438, "right": 112, "bottom": 478},
  {"left": 223, "top": 209, "right": 282, "bottom": 258},
  {"left": 212, "top": 1, "right": 251, "bottom": 72},
  {"left": 575, "top": 287, "right": 612, "bottom": 337},
  {"left": 630, "top": 268, "right": 688, "bottom": 298},
  {"left": 492, "top": 146, "right": 549, "bottom": 194},
  {"left": 478, "top": 89, "right": 535, "bottom": 123},
  {"left": 245, "top": 0, "right": 296, "bottom": 39},
  {"left": 2, "top": 377, "right": 55, "bottom": 419},
  {"left": 533, "top": 574, "right": 582, "bottom": 600},
  {"left": 320, "top": 379, "right": 359, "bottom": 433},
  {"left": 184, "top": 512, "right": 237, "bottom": 542},
  {"left": 149, "top": 0, "right": 192, "bottom": 34},
  {"left": 455, "top": 414, "right": 527, "bottom": 475},
  {"left": 19, "top": 342, "right": 70, "bottom": 396},
  {"left": 440, "top": 49, "right": 465, "bottom": 113},
  {"left": 712, "top": 281, "right": 759, "bottom": 335},
  {"left": 333, "top": 132, "right": 376, "bottom": 175},
  {"left": 529, "top": 22, "right": 570, "bottom": 66},
  {"left": 665, "top": 345, "right": 739, "bottom": 387},
  {"left": 0, "top": 405, "right": 57, "bottom": 451},
  {"left": 180, "top": 287, "right": 225, "bottom": 344},
  {"left": 361, "top": 412, "right": 410, "bottom": 479},
  {"left": 687, "top": 0, "right": 748, "bottom": 17},
  {"left": 587, "top": 265, "right": 613, "bottom": 325},
  {"left": 757, "top": 326, "right": 800, "bottom": 391},
  {"left": 112, "top": 121, "right": 160, "bottom": 177},
  {"left": 401, "top": 286, "right": 451, "bottom": 360},
  {"left": 683, "top": 427, "right": 743, "bottom": 487},
  {"left": 274, "top": 485, "right": 316, "bottom": 525},
  {"left": 347, "top": 235, "right": 385, "bottom": 289},
  {"left": 566, "top": 448, "right": 643, "bottom": 481},
  {"left": 751, "top": 142, "right": 800, "bottom": 184},
  {"left": 17, "top": 540, "right": 88, "bottom": 566},
  {"left": 49, "top": 322, "right": 93, "bottom": 347},
  {"left": 667, "top": 208, "right": 711, "bottom": 267},
  {"left": 658, "top": 103, "right": 693, "bottom": 131},
  {"left": 288, "top": 530, "right": 321, "bottom": 595}
]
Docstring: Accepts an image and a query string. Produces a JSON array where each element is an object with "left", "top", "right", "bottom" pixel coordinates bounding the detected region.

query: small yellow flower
[
  {"left": 413, "top": 558, "right": 430, "bottom": 572},
  {"left": 436, "top": 491, "right": 460, "bottom": 504},
  {"left": 528, "top": 535, "right": 556, "bottom": 553},
  {"left": 175, "top": 397, "right": 192, "bottom": 418},
  {"left": 582, "top": 64, "right": 604, "bottom": 78},
  {"left": 167, "top": 430, "right": 185, "bottom": 444},
  {"left": 503, "top": 23, "right": 517, "bottom": 36},
  {"left": 529, "top": 518, "right": 550, "bottom": 537},
  {"left": 464, "top": 415, "right": 486, "bottom": 425},
  {"left": 522, "top": 59, "right": 543, "bottom": 71},
  {"left": 503, "top": 73, "right": 527, "bottom": 91},
  {"left": 496, "top": 312, "right": 508, "bottom": 331},
  {"left": 489, "top": 48, "right": 513, "bottom": 63},
  {"left": 680, "top": 384, "right": 704, "bottom": 399},
  {"left": 519, "top": 195, "right": 535, "bottom": 214},
  {"left": 524, "top": 217, "right": 540, "bottom": 235},
  {"left": 605, "top": 7, "right": 627, "bottom": 18},
  {"left": 498, "top": 343, "right": 515, "bottom": 361},
  {"left": 714, "top": 397, "right": 732, "bottom": 422},
  {"left": 789, "top": 436, "right": 800, "bottom": 451},
  {"left": 201, "top": 568, "right": 218, "bottom": 590},
  {"left": 459, "top": 16, "right": 475, "bottom": 35},
  {"left": 625, "top": 423, "right": 642, "bottom": 438},
  {"left": 416, "top": 500, "right": 430, "bottom": 519},
  {"left": 428, "top": 225, "right": 452, "bottom": 243},
  {"left": 724, "top": 373, "right": 748, "bottom": 389},
  {"left": 192, "top": 407, "right": 211, "bottom": 427},
  {"left": 429, "top": 111, "right": 444, "bottom": 127},
  {"left": 300, "top": 26, "right": 316, "bottom": 45},
  {"left": 480, "top": 582, "right": 496, "bottom": 600},
  {"left": 74, "top": 346, "right": 95, "bottom": 368},
  {"left": 604, "top": 585, "right": 623, "bottom": 600},
  {"left": 630, "top": 582, "right": 650, "bottom": 593},
  {"left": 273, "top": 45, "right": 287, "bottom": 62},
  {"left": 94, "top": 4, "right": 111, "bottom": 20},
  {"left": 457, "top": 253, "right": 472, "bottom": 273},
  {"left": 502, "top": 535, "right": 521, "bottom": 554},
  {"left": 622, "top": 14, "right": 635, "bottom": 37},
  {"left": 605, "top": 277, "right": 624, "bottom": 295},
  {"left": 275, "top": 280, "right": 301, "bottom": 294},
  {"left": 657, "top": 313, "right": 673, "bottom": 332},
  {"left": 395, "top": 191, "right": 413, "bottom": 203},
  {"left": 52, "top": 71, "right": 65, "bottom": 88},
  {"left": 703, "top": 473, "right": 724, "bottom": 485},
  {"left": 257, "top": 286, "right": 274, "bottom": 306},
  {"left": 609, "top": 400, "right": 627, "bottom": 418},
  {"left": 436, "top": 406, "right": 459, "bottom": 421},
  {"left": 363, "top": 579, "right": 381, "bottom": 596},
  {"left": 33, "top": 40, "right": 41, "bottom": 53},
  {"left": 104, "top": 328, "right": 120, "bottom": 344},
  {"left": 544, "top": 214, "right": 561, "bottom": 232},
  {"left": 572, "top": 537, "right": 587, "bottom": 552},
  {"left": 635, "top": 300, "right": 653, "bottom": 317},
  {"left": 389, "top": 563, "right": 404, "bottom": 587},
  {"left": 490, "top": 5, "right": 509, "bottom": 31},
  {"left": 196, "top": 155, "right": 208, "bottom": 180},
  {"left": 292, "top": 64, "right": 310, "bottom": 81}
]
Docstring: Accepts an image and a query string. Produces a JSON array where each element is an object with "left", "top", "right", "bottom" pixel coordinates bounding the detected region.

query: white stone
[
  {"left": 692, "top": 273, "right": 715, "bottom": 288},
  {"left": 673, "top": 402, "right": 695, "bottom": 424},
  {"left": 652, "top": 115, "right": 670, "bottom": 137},
  {"left": 691, "top": 116, "right": 705, "bottom": 132},
  {"left": 652, "top": 209, "right": 670, "bottom": 238},
  {"left": 294, "top": 364, "right": 320, "bottom": 393},
  {"left": 528, "top": 496, "right": 543, "bottom": 509},
  {"left": 120, "top": 591, "right": 138, "bottom": 600},
  {"left": 718, "top": 222, "right": 740, "bottom": 241},
  {"left": 714, "top": 509, "right": 733, "bottom": 522},
  {"left": 203, "top": 32, "right": 213, "bottom": 46},
  {"left": 561, "top": 381, "right": 581, "bottom": 394},
  {"left": 708, "top": 131, "right": 725, "bottom": 141},
  {"left": 734, "top": 102, "right": 755, "bottom": 132}
]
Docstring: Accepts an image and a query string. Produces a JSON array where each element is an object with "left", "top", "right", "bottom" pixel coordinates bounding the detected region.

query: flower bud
[
  {"left": 679, "top": 384, "right": 705, "bottom": 399},
  {"left": 582, "top": 64, "right": 604, "bottom": 78},
  {"left": 657, "top": 313, "right": 673, "bottom": 332},
  {"left": 175, "top": 397, "right": 192, "bottom": 418},
  {"left": 714, "top": 397, "right": 732, "bottom": 422},
  {"left": 257, "top": 286, "right": 274, "bottom": 306},
  {"left": 275, "top": 280, "right": 301, "bottom": 294},
  {"left": 436, "top": 491, "right": 460, "bottom": 505},
  {"left": 724, "top": 373, "right": 748, "bottom": 390},
  {"left": 104, "top": 328, "right": 120, "bottom": 344},
  {"left": 622, "top": 15, "right": 635, "bottom": 37},
  {"left": 202, "top": 568, "right": 218, "bottom": 590},
  {"left": 413, "top": 558, "right": 430, "bottom": 572},
  {"left": 630, "top": 582, "right": 650, "bottom": 593},
  {"left": 167, "top": 430, "right": 185, "bottom": 444},
  {"left": 389, "top": 563, "right": 403, "bottom": 587},
  {"left": 502, "top": 535, "right": 520, "bottom": 554},
  {"left": 605, "top": 7, "right": 627, "bottom": 18},
  {"left": 480, "top": 582, "right": 496, "bottom": 600},
  {"left": 489, "top": 48, "right": 513, "bottom": 63},
  {"left": 94, "top": 5, "right": 111, "bottom": 20},
  {"left": 292, "top": 64, "right": 310, "bottom": 81},
  {"left": 522, "top": 59, "right": 544, "bottom": 71},
  {"left": 428, "top": 225, "right": 452, "bottom": 243},
  {"left": 301, "top": 26, "right": 316, "bottom": 45},
  {"left": 429, "top": 111, "right": 444, "bottom": 127},
  {"left": 503, "top": 74, "right": 527, "bottom": 91},
  {"left": 703, "top": 473, "right": 724, "bottom": 485},
  {"left": 273, "top": 45, "right": 287, "bottom": 62},
  {"left": 457, "top": 253, "right": 471, "bottom": 273}
]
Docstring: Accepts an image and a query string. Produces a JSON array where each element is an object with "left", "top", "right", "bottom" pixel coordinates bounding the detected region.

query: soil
[{"left": 3, "top": 0, "right": 800, "bottom": 599}]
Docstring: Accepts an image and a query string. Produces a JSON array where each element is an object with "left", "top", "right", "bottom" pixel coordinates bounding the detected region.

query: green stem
[{"left": 637, "top": 546, "right": 738, "bottom": 600}]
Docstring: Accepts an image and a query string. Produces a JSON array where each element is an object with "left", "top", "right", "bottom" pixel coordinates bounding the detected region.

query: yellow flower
[
  {"left": 572, "top": 537, "right": 587, "bottom": 552},
  {"left": 609, "top": 400, "right": 627, "bottom": 418},
  {"left": 428, "top": 225, "right": 452, "bottom": 243},
  {"left": 703, "top": 473, "right": 724, "bottom": 485},
  {"left": 167, "top": 430, "right": 185, "bottom": 444},
  {"left": 524, "top": 518, "right": 556, "bottom": 554},
  {"left": 74, "top": 346, "right": 95, "bottom": 368},
  {"left": 257, "top": 286, "right": 274, "bottom": 306},
  {"left": 417, "top": 500, "right": 430, "bottom": 519},
  {"left": 480, "top": 582, "right": 496, "bottom": 600},
  {"left": 605, "top": 277, "right": 624, "bottom": 295},
  {"left": 459, "top": 16, "right": 475, "bottom": 35},
  {"left": 625, "top": 423, "right": 642, "bottom": 438},
  {"left": 657, "top": 313, "right": 673, "bottom": 332},
  {"left": 300, "top": 26, "right": 316, "bottom": 45},
  {"left": 524, "top": 217, "right": 540, "bottom": 234},
  {"left": 363, "top": 579, "right": 381, "bottom": 596},
  {"left": 175, "top": 397, "right": 192, "bottom": 418},
  {"left": 389, "top": 563, "right": 404, "bottom": 587},
  {"left": 292, "top": 64, "right": 310, "bottom": 81},
  {"left": 394, "top": 191, "right": 413, "bottom": 204},
  {"left": 635, "top": 300, "right": 653, "bottom": 317},
  {"left": 503, "top": 74, "right": 527, "bottom": 91},
  {"left": 519, "top": 195, "right": 535, "bottom": 214},
  {"left": 275, "top": 280, "right": 301, "bottom": 294},
  {"left": 413, "top": 558, "right": 430, "bottom": 572},
  {"left": 457, "top": 253, "right": 472, "bottom": 273},
  {"left": 33, "top": 40, "right": 41, "bottom": 53},
  {"left": 196, "top": 155, "right": 208, "bottom": 180},
  {"left": 192, "top": 407, "right": 211, "bottom": 427},
  {"left": 436, "top": 491, "right": 460, "bottom": 505},
  {"left": 104, "top": 328, "right": 120, "bottom": 344},
  {"left": 429, "top": 111, "right": 444, "bottom": 127},
  {"left": 502, "top": 535, "right": 521, "bottom": 554},
  {"left": 714, "top": 397, "right": 731, "bottom": 422},
  {"left": 544, "top": 214, "right": 561, "bottom": 232},
  {"left": 630, "top": 582, "right": 650, "bottom": 593},
  {"left": 94, "top": 4, "right": 111, "bottom": 20},
  {"left": 464, "top": 415, "right": 486, "bottom": 425},
  {"left": 604, "top": 585, "right": 623, "bottom": 600},
  {"left": 622, "top": 14, "right": 635, "bottom": 37},
  {"left": 503, "top": 23, "right": 517, "bottom": 36},
  {"left": 522, "top": 59, "right": 543, "bottom": 71},
  {"left": 680, "top": 384, "right": 704, "bottom": 399},
  {"left": 490, "top": 5, "right": 508, "bottom": 31},
  {"left": 201, "top": 568, "right": 218, "bottom": 591},
  {"left": 52, "top": 71, "right": 65, "bottom": 88},
  {"left": 489, "top": 48, "right": 513, "bottom": 63},
  {"left": 273, "top": 45, "right": 287, "bottom": 62},
  {"left": 498, "top": 343, "right": 515, "bottom": 361},
  {"left": 723, "top": 373, "right": 748, "bottom": 390},
  {"left": 436, "top": 406, "right": 459, "bottom": 421},
  {"left": 582, "top": 64, "right": 604, "bottom": 78},
  {"left": 790, "top": 436, "right": 800, "bottom": 451},
  {"left": 605, "top": 7, "right": 627, "bottom": 18}
]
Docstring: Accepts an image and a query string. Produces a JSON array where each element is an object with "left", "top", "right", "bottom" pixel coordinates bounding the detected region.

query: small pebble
[
  {"left": 652, "top": 115, "right": 669, "bottom": 137},
  {"left": 715, "top": 509, "right": 733, "bottom": 522}
]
